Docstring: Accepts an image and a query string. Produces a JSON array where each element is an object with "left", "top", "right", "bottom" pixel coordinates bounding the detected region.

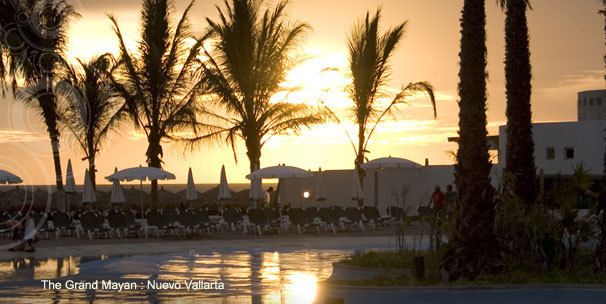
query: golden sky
[{"left": 0, "top": 0, "right": 604, "bottom": 185}]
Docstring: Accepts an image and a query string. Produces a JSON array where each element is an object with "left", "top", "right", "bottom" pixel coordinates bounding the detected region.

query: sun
[{"left": 274, "top": 49, "right": 352, "bottom": 109}]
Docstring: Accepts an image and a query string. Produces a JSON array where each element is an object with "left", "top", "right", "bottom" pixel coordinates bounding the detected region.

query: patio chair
[
  {"left": 247, "top": 209, "right": 280, "bottom": 235},
  {"left": 304, "top": 207, "right": 327, "bottom": 232},
  {"left": 361, "top": 206, "right": 382, "bottom": 228},
  {"left": 107, "top": 211, "right": 127, "bottom": 238},
  {"left": 319, "top": 207, "right": 340, "bottom": 233},
  {"left": 193, "top": 208, "right": 212, "bottom": 235},
  {"left": 289, "top": 208, "right": 316, "bottom": 234},
  {"left": 145, "top": 210, "right": 166, "bottom": 237},
  {"left": 222, "top": 208, "right": 244, "bottom": 232},
  {"left": 344, "top": 207, "right": 365, "bottom": 231},
  {"left": 263, "top": 208, "right": 281, "bottom": 226},
  {"left": 178, "top": 210, "right": 198, "bottom": 234},
  {"left": 51, "top": 212, "right": 74, "bottom": 239},
  {"left": 80, "top": 212, "right": 112, "bottom": 239},
  {"left": 122, "top": 210, "right": 144, "bottom": 237},
  {"left": 388, "top": 207, "right": 406, "bottom": 221}
]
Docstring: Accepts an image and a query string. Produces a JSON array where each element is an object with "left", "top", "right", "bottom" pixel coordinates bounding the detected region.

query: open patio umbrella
[
  {"left": 361, "top": 156, "right": 420, "bottom": 170},
  {"left": 185, "top": 168, "right": 198, "bottom": 202},
  {"left": 106, "top": 166, "right": 176, "bottom": 216},
  {"left": 218, "top": 165, "right": 231, "bottom": 202},
  {"left": 351, "top": 168, "right": 364, "bottom": 206},
  {"left": 82, "top": 169, "right": 97, "bottom": 204},
  {"left": 0, "top": 170, "right": 22, "bottom": 184},
  {"left": 246, "top": 164, "right": 313, "bottom": 179},
  {"left": 110, "top": 168, "right": 126, "bottom": 204},
  {"left": 362, "top": 156, "right": 418, "bottom": 208},
  {"left": 315, "top": 168, "right": 327, "bottom": 202}
]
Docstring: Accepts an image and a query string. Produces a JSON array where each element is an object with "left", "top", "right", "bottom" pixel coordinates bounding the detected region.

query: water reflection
[{"left": 0, "top": 249, "right": 350, "bottom": 303}]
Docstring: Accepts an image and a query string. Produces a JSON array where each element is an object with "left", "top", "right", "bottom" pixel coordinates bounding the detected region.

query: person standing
[
  {"left": 263, "top": 187, "right": 274, "bottom": 208},
  {"left": 23, "top": 214, "right": 36, "bottom": 252}
]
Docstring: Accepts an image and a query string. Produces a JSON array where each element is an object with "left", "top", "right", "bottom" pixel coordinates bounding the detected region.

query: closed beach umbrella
[
  {"left": 185, "top": 168, "right": 198, "bottom": 202},
  {"left": 315, "top": 168, "right": 327, "bottom": 202},
  {"left": 110, "top": 168, "right": 126, "bottom": 204},
  {"left": 0, "top": 170, "right": 22, "bottom": 184},
  {"left": 218, "top": 165, "right": 231, "bottom": 201},
  {"left": 246, "top": 164, "right": 313, "bottom": 179},
  {"left": 65, "top": 159, "right": 77, "bottom": 194},
  {"left": 351, "top": 169, "right": 364, "bottom": 204},
  {"left": 249, "top": 165, "right": 264, "bottom": 207},
  {"left": 82, "top": 169, "right": 97, "bottom": 204}
]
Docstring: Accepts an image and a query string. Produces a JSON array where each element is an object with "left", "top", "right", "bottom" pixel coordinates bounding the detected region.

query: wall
[
  {"left": 498, "top": 120, "right": 606, "bottom": 176},
  {"left": 578, "top": 90, "right": 606, "bottom": 121},
  {"left": 279, "top": 165, "right": 501, "bottom": 216}
]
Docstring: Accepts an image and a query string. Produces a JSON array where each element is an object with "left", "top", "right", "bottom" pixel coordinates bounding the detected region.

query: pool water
[{"left": 0, "top": 250, "right": 351, "bottom": 303}]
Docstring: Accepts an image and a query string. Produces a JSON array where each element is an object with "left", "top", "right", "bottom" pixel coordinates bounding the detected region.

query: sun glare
[{"left": 285, "top": 272, "right": 318, "bottom": 304}]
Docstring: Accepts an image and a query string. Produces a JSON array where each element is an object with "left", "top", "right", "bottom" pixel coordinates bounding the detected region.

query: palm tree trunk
[
  {"left": 356, "top": 123, "right": 366, "bottom": 195},
  {"left": 88, "top": 157, "right": 96, "bottom": 192},
  {"left": 504, "top": 0, "right": 536, "bottom": 204},
  {"left": 146, "top": 132, "right": 162, "bottom": 208},
  {"left": 38, "top": 86, "right": 65, "bottom": 211},
  {"left": 246, "top": 137, "right": 261, "bottom": 174},
  {"left": 88, "top": 136, "right": 96, "bottom": 191},
  {"left": 441, "top": 0, "right": 503, "bottom": 281}
]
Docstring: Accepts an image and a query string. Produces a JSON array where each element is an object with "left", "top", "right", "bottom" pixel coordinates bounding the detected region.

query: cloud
[{"left": 0, "top": 130, "right": 46, "bottom": 143}]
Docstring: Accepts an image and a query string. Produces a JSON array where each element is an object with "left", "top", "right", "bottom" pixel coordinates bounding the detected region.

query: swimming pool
[{"left": 0, "top": 235, "right": 400, "bottom": 303}]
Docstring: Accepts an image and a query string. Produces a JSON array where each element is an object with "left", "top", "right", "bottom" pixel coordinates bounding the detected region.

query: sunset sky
[{"left": 0, "top": 0, "right": 604, "bottom": 186}]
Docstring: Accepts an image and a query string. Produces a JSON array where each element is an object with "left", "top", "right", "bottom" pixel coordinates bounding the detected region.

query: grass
[{"left": 334, "top": 249, "right": 606, "bottom": 287}]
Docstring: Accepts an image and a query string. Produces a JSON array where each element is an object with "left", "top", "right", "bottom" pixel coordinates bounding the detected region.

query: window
[
  {"left": 564, "top": 147, "right": 575, "bottom": 159},
  {"left": 546, "top": 147, "right": 555, "bottom": 160},
  {"left": 589, "top": 98, "right": 594, "bottom": 106},
  {"left": 584, "top": 99, "right": 587, "bottom": 106},
  {"left": 598, "top": 98, "right": 603, "bottom": 106}
]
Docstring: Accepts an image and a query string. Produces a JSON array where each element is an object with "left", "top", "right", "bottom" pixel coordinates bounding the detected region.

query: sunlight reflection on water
[{"left": 0, "top": 249, "right": 351, "bottom": 303}]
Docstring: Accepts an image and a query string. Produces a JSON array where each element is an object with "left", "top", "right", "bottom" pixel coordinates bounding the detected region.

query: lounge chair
[
  {"left": 222, "top": 208, "right": 244, "bottom": 232},
  {"left": 344, "top": 207, "right": 365, "bottom": 231},
  {"left": 51, "top": 212, "right": 73, "bottom": 239},
  {"left": 80, "top": 212, "right": 112, "bottom": 239},
  {"left": 193, "top": 208, "right": 212, "bottom": 235},
  {"left": 106, "top": 211, "right": 127, "bottom": 238},
  {"left": 361, "top": 206, "right": 382, "bottom": 228},
  {"left": 319, "top": 207, "right": 340, "bottom": 233}
]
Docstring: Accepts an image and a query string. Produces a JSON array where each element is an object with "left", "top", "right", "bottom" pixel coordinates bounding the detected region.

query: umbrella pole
[{"left": 140, "top": 181, "right": 144, "bottom": 219}]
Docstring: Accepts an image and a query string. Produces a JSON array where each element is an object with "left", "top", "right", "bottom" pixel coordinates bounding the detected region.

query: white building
[
  {"left": 498, "top": 89, "right": 606, "bottom": 176},
  {"left": 280, "top": 89, "right": 606, "bottom": 215}
]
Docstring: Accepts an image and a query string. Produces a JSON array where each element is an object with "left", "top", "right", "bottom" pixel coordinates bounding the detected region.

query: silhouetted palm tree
[
  {"left": 498, "top": 0, "right": 536, "bottom": 204},
  {"left": 109, "top": 0, "right": 207, "bottom": 205},
  {"left": 346, "top": 9, "right": 436, "bottom": 186},
  {"left": 596, "top": 0, "right": 606, "bottom": 275},
  {"left": 191, "top": 0, "right": 329, "bottom": 173},
  {"left": 56, "top": 54, "right": 127, "bottom": 190},
  {"left": 9, "top": 0, "right": 78, "bottom": 210},
  {"left": 441, "top": 0, "right": 504, "bottom": 281}
]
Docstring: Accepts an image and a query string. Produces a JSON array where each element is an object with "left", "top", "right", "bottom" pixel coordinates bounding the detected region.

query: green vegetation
[{"left": 335, "top": 249, "right": 606, "bottom": 286}]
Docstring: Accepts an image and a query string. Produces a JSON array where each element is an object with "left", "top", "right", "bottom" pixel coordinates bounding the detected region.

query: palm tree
[
  {"left": 596, "top": 0, "right": 606, "bottom": 275},
  {"left": 9, "top": 0, "right": 77, "bottom": 211},
  {"left": 441, "top": 0, "right": 504, "bottom": 281},
  {"left": 191, "top": 0, "right": 329, "bottom": 173},
  {"left": 109, "top": 0, "right": 207, "bottom": 205},
  {"left": 498, "top": 0, "right": 536, "bottom": 204},
  {"left": 56, "top": 54, "right": 127, "bottom": 190},
  {"left": 346, "top": 9, "right": 436, "bottom": 186}
]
